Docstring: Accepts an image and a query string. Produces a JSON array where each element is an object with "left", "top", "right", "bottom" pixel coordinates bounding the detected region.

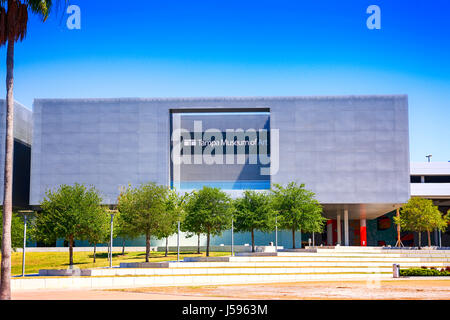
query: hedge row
[{"left": 400, "top": 268, "right": 450, "bottom": 276}]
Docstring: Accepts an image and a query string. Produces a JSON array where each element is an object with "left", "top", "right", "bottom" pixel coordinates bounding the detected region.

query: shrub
[{"left": 400, "top": 267, "right": 450, "bottom": 276}]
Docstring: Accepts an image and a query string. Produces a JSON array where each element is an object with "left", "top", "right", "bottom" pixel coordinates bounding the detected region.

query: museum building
[{"left": 6, "top": 95, "right": 447, "bottom": 247}]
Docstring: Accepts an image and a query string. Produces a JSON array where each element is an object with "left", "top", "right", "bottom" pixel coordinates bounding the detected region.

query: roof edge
[
  {"left": 33, "top": 94, "right": 409, "bottom": 104},
  {"left": 0, "top": 99, "right": 32, "bottom": 111}
]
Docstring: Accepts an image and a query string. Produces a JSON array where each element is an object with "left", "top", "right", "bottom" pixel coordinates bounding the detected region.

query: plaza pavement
[{"left": 11, "top": 278, "right": 450, "bottom": 300}]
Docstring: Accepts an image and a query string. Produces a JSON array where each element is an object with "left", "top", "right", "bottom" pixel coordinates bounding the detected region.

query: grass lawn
[{"left": 8, "top": 250, "right": 230, "bottom": 276}]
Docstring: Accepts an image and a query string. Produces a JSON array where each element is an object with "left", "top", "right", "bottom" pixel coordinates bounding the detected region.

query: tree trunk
[
  {"left": 145, "top": 232, "right": 150, "bottom": 262},
  {"left": 427, "top": 230, "right": 431, "bottom": 247},
  {"left": 197, "top": 233, "right": 201, "bottom": 254},
  {"left": 0, "top": 36, "right": 15, "bottom": 301},
  {"left": 93, "top": 243, "right": 96, "bottom": 263},
  {"left": 69, "top": 235, "right": 74, "bottom": 266},
  {"left": 122, "top": 238, "right": 125, "bottom": 255},
  {"left": 418, "top": 232, "right": 421, "bottom": 249},
  {"left": 299, "top": 229, "right": 302, "bottom": 248},
  {"left": 165, "top": 237, "right": 168, "bottom": 257},
  {"left": 206, "top": 232, "right": 210, "bottom": 257},
  {"left": 292, "top": 228, "right": 296, "bottom": 249},
  {"left": 251, "top": 229, "right": 255, "bottom": 253}
]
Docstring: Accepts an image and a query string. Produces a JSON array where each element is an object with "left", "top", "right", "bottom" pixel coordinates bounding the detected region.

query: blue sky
[{"left": 0, "top": 0, "right": 449, "bottom": 162}]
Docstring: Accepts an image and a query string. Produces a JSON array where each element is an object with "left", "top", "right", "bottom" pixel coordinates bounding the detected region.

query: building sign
[{"left": 170, "top": 110, "right": 277, "bottom": 190}]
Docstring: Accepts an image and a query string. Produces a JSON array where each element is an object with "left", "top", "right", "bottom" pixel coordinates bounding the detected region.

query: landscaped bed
[
  {"left": 400, "top": 267, "right": 450, "bottom": 276},
  {"left": 6, "top": 251, "right": 230, "bottom": 276}
]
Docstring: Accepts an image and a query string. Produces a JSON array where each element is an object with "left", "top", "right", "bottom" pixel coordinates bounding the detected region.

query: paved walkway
[
  {"left": 12, "top": 288, "right": 228, "bottom": 300},
  {"left": 114, "top": 279, "right": 450, "bottom": 300},
  {"left": 12, "top": 279, "right": 450, "bottom": 300}
]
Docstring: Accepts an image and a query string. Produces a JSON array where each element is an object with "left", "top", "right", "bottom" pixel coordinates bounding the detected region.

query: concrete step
[
  {"left": 226, "top": 256, "right": 450, "bottom": 263},
  {"left": 306, "top": 246, "right": 389, "bottom": 251},
  {"left": 170, "top": 261, "right": 450, "bottom": 268},
  {"left": 277, "top": 252, "right": 450, "bottom": 258},
  {"left": 309, "top": 246, "right": 450, "bottom": 252},
  {"left": 12, "top": 272, "right": 394, "bottom": 290},
  {"left": 24, "top": 246, "right": 450, "bottom": 290},
  {"left": 39, "top": 261, "right": 450, "bottom": 277},
  {"left": 89, "top": 265, "right": 445, "bottom": 277},
  {"left": 91, "top": 266, "right": 395, "bottom": 276}
]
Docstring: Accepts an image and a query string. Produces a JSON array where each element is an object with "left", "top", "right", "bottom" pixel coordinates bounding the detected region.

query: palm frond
[
  {"left": 25, "top": 0, "right": 53, "bottom": 20},
  {"left": 6, "top": 0, "right": 18, "bottom": 41},
  {"left": 0, "top": 0, "right": 66, "bottom": 46},
  {"left": 0, "top": 6, "right": 6, "bottom": 45}
]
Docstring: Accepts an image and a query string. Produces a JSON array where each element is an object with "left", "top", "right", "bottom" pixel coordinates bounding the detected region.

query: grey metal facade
[
  {"left": 30, "top": 95, "right": 410, "bottom": 219},
  {"left": 0, "top": 100, "right": 32, "bottom": 207}
]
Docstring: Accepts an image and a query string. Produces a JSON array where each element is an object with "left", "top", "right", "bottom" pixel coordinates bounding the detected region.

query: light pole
[
  {"left": 177, "top": 220, "right": 180, "bottom": 262},
  {"left": 106, "top": 209, "right": 117, "bottom": 268},
  {"left": 231, "top": 219, "right": 234, "bottom": 256},
  {"left": 18, "top": 210, "right": 33, "bottom": 277},
  {"left": 426, "top": 154, "right": 432, "bottom": 162},
  {"left": 275, "top": 214, "right": 278, "bottom": 253}
]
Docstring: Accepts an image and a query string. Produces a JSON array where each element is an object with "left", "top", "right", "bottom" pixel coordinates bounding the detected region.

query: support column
[
  {"left": 326, "top": 220, "right": 333, "bottom": 246},
  {"left": 360, "top": 218, "right": 367, "bottom": 246},
  {"left": 337, "top": 213, "right": 341, "bottom": 245},
  {"left": 344, "top": 209, "right": 349, "bottom": 246}
]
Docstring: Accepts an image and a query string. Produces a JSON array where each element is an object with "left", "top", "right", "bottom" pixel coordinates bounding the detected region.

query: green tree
[
  {"left": 181, "top": 204, "right": 203, "bottom": 254},
  {"left": 117, "top": 183, "right": 172, "bottom": 262},
  {"left": 115, "top": 210, "right": 139, "bottom": 256},
  {"left": 157, "top": 189, "right": 186, "bottom": 257},
  {"left": 233, "top": 190, "right": 276, "bottom": 252},
  {"left": 32, "top": 183, "right": 104, "bottom": 266},
  {"left": 181, "top": 192, "right": 205, "bottom": 255},
  {"left": 0, "top": 210, "right": 24, "bottom": 251},
  {"left": 184, "top": 186, "right": 233, "bottom": 256},
  {"left": 271, "top": 182, "right": 325, "bottom": 249},
  {"left": 394, "top": 197, "right": 449, "bottom": 248},
  {"left": 84, "top": 207, "right": 110, "bottom": 263},
  {"left": 1, "top": 0, "right": 59, "bottom": 300}
]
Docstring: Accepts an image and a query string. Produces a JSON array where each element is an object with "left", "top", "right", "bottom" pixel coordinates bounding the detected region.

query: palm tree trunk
[
  {"left": 93, "top": 243, "right": 96, "bottom": 263},
  {"left": 145, "top": 232, "right": 150, "bottom": 262},
  {"left": 165, "top": 237, "right": 168, "bottom": 257},
  {"left": 251, "top": 229, "right": 255, "bottom": 253},
  {"left": 69, "top": 235, "right": 74, "bottom": 266},
  {"left": 0, "top": 37, "right": 15, "bottom": 301},
  {"left": 427, "top": 231, "right": 431, "bottom": 247},
  {"left": 292, "top": 228, "right": 296, "bottom": 249},
  {"left": 122, "top": 238, "right": 125, "bottom": 255},
  {"left": 197, "top": 233, "right": 201, "bottom": 254}
]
